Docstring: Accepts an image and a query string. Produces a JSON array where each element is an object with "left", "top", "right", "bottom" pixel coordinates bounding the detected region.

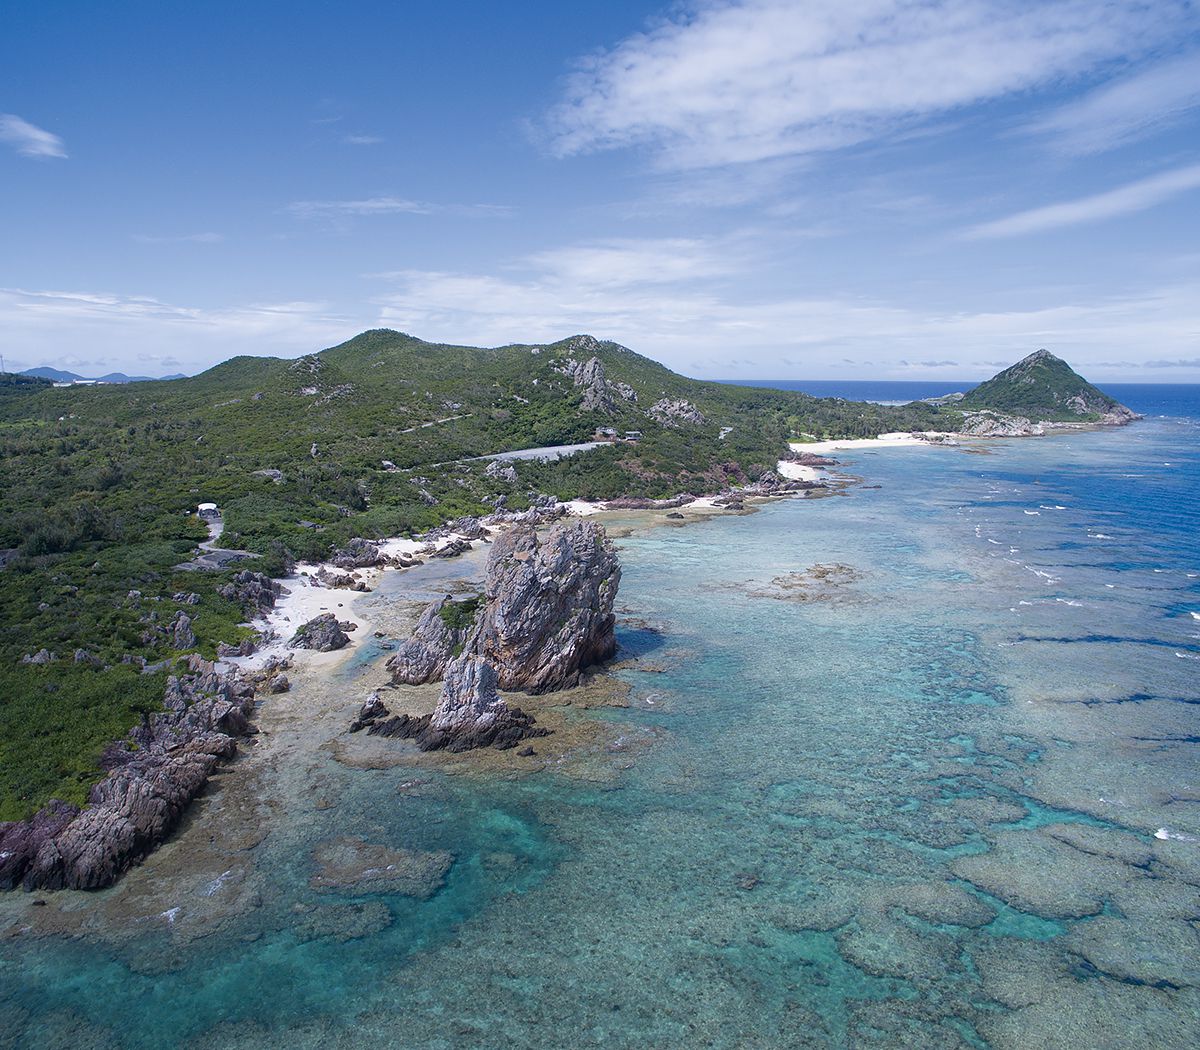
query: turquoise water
[{"left": 3, "top": 407, "right": 1200, "bottom": 1047}]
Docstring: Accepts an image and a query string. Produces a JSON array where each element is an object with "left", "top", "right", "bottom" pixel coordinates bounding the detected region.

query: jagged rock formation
[
  {"left": 288, "top": 613, "right": 350, "bottom": 652},
  {"left": 169, "top": 611, "right": 196, "bottom": 649},
  {"left": 472, "top": 519, "right": 620, "bottom": 692},
  {"left": 557, "top": 353, "right": 638, "bottom": 414},
  {"left": 361, "top": 657, "right": 547, "bottom": 752},
  {"left": 387, "top": 519, "right": 620, "bottom": 696},
  {"left": 647, "top": 398, "right": 706, "bottom": 427},
  {"left": 0, "top": 657, "right": 256, "bottom": 891},
  {"left": 386, "top": 597, "right": 474, "bottom": 684},
  {"left": 217, "top": 569, "right": 285, "bottom": 614},
  {"left": 330, "top": 537, "right": 382, "bottom": 569}
]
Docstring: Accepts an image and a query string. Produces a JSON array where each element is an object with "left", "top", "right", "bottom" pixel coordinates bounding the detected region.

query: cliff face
[{"left": 470, "top": 519, "right": 620, "bottom": 693}]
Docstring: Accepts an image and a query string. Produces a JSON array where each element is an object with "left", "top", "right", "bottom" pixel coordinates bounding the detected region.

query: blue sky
[{"left": 3, "top": 0, "right": 1200, "bottom": 380}]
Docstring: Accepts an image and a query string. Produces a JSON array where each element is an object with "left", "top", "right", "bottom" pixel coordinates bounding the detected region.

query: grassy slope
[
  {"left": 960, "top": 349, "right": 1121, "bottom": 421},
  {"left": 0, "top": 330, "right": 955, "bottom": 818}
]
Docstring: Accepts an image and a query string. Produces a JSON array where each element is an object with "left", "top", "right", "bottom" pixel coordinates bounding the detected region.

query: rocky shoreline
[
  {"left": 0, "top": 470, "right": 824, "bottom": 894},
  {"left": 1, "top": 657, "right": 262, "bottom": 891}
]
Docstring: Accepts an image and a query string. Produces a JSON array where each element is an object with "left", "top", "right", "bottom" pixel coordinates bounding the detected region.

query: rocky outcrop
[
  {"left": 472, "top": 520, "right": 620, "bottom": 692},
  {"left": 647, "top": 398, "right": 706, "bottom": 427},
  {"left": 387, "top": 519, "right": 620, "bottom": 696},
  {"left": 484, "top": 460, "right": 518, "bottom": 484},
  {"left": 169, "top": 611, "right": 196, "bottom": 649},
  {"left": 288, "top": 613, "right": 350, "bottom": 652},
  {"left": 959, "top": 411, "right": 1045, "bottom": 437},
  {"left": 217, "top": 569, "right": 284, "bottom": 614},
  {"left": 557, "top": 354, "right": 638, "bottom": 414},
  {"left": 330, "top": 537, "right": 381, "bottom": 570},
  {"left": 365, "top": 657, "right": 548, "bottom": 752},
  {"left": 0, "top": 658, "right": 256, "bottom": 891},
  {"left": 386, "top": 598, "right": 475, "bottom": 685}
]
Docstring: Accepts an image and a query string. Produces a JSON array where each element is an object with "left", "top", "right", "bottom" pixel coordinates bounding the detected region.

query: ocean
[{"left": 2, "top": 385, "right": 1198, "bottom": 1047}]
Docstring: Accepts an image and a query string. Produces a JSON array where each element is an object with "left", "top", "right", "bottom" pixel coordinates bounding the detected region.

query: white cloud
[
  {"left": 546, "top": 0, "right": 1191, "bottom": 169},
  {"left": 0, "top": 287, "right": 355, "bottom": 373},
  {"left": 370, "top": 249, "right": 1200, "bottom": 378},
  {"left": 964, "top": 162, "right": 1200, "bottom": 238},
  {"left": 343, "top": 134, "right": 385, "bottom": 145},
  {"left": 1022, "top": 51, "right": 1200, "bottom": 155},
  {"left": 286, "top": 196, "right": 512, "bottom": 221},
  {"left": 526, "top": 238, "right": 742, "bottom": 288},
  {"left": 0, "top": 113, "right": 67, "bottom": 159}
]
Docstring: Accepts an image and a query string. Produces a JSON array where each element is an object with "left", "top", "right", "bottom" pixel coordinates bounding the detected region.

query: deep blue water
[
  {"left": 722, "top": 378, "right": 1200, "bottom": 416},
  {"left": 2, "top": 388, "right": 1198, "bottom": 1048}
]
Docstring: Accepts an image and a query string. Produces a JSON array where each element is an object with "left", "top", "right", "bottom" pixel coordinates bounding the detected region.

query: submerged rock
[
  {"left": 288, "top": 613, "right": 349, "bottom": 652},
  {"left": 310, "top": 836, "right": 452, "bottom": 898}
]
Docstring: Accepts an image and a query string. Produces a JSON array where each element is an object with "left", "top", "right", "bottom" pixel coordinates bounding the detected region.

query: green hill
[
  {"left": 960, "top": 349, "right": 1133, "bottom": 422},
  {"left": 0, "top": 329, "right": 958, "bottom": 818}
]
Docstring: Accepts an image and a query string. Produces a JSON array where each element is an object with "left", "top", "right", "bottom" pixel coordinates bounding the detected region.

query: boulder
[
  {"left": 330, "top": 537, "right": 381, "bottom": 570},
  {"left": 217, "top": 569, "right": 284, "bottom": 614},
  {"left": 169, "top": 612, "right": 196, "bottom": 649},
  {"left": 288, "top": 613, "right": 350, "bottom": 652}
]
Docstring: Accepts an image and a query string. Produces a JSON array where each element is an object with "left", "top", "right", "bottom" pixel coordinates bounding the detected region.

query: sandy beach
[{"left": 789, "top": 431, "right": 956, "bottom": 456}]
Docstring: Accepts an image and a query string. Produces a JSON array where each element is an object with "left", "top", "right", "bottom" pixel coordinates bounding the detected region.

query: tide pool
[{"left": 2, "top": 411, "right": 1198, "bottom": 1048}]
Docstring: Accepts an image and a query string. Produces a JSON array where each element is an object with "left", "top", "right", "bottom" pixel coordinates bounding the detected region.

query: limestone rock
[
  {"left": 3, "top": 660, "right": 255, "bottom": 891},
  {"left": 288, "top": 613, "right": 350, "bottom": 652},
  {"left": 330, "top": 537, "right": 381, "bottom": 570},
  {"left": 169, "top": 612, "right": 196, "bottom": 649},
  {"left": 217, "top": 569, "right": 283, "bottom": 614},
  {"left": 647, "top": 398, "right": 706, "bottom": 427},
  {"left": 469, "top": 518, "right": 620, "bottom": 693},
  {"left": 386, "top": 597, "right": 474, "bottom": 685},
  {"left": 370, "top": 657, "right": 547, "bottom": 753}
]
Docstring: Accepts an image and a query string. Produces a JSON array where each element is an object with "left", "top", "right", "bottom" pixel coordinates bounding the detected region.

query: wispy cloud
[
  {"left": 131, "top": 232, "right": 224, "bottom": 244},
  {"left": 0, "top": 287, "right": 354, "bottom": 372},
  {"left": 368, "top": 244, "right": 1200, "bottom": 378},
  {"left": 964, "top": 163, "right": 1200, "bottom": 239},
  {"left": 343, "top": 134, "right": 384, "bottom": 145},
  {"left": 0, "top": 113, "right": 67, "bottom": 159},
  {"left": 545, "top": 0, "right": 1191, "bottom": 170},
  {"left": 1022, "top": 51, "right": 1200, "bottom": 156},
  {"left": 286, "top": 196, "right": 512, "bottom": 222}
]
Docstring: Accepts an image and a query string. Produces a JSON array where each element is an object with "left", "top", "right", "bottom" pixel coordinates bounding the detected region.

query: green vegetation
[
  {"left": 0, "top": 329, "right": 964, "bottom": 817},
  {"left": 959, "top": 348, "right": 1124, "bottom": 421},
  {"left": 438, "top": 595, "right": 482, "bottom": 632}
]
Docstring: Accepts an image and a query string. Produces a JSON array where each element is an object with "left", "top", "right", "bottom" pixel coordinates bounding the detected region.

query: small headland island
[{"left": 0, "top": 334, "right": 1136, "bottom": 893}]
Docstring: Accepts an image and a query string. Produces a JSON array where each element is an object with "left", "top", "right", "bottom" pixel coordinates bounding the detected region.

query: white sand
[
  {"left": 775, "top": 460, "right": 822, "bottom": 482},
  {"left": 789, "top": 432, "right": 956, "bottom": 455},
  {"left": 229, "top": 528, "right": 495, "bottom": 673}
]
